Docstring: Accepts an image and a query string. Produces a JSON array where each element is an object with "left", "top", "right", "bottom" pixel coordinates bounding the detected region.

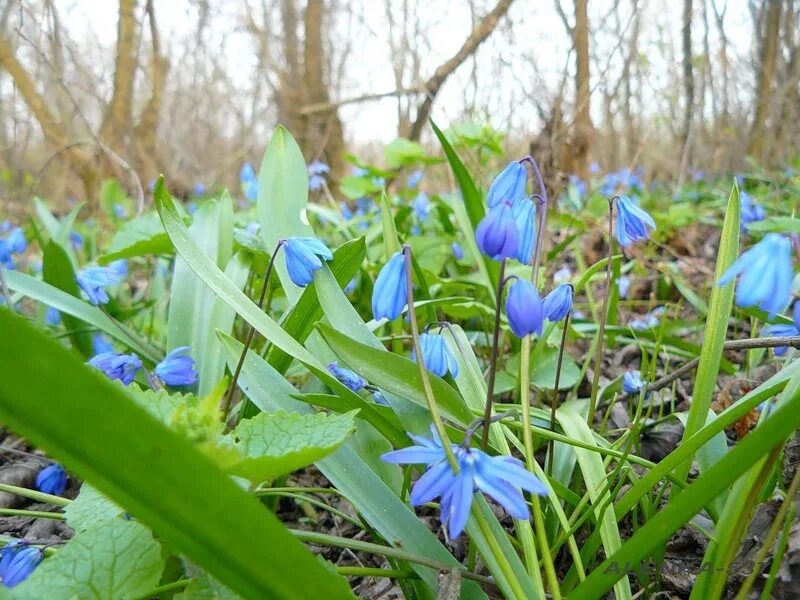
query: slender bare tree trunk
[
  {"left": 573, "top": 0, "right": 591, "bottom": 181},
  {"left": 679, "top": 0, "right": 694, "bottom": 180},
  {"left": 748, "top": 0, "right": 782, "bottom": 161}
]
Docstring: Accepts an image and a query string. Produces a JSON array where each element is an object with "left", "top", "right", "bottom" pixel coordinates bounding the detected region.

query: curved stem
[
  {"left": 480, "top": 258, "right": 507, "bottom": 450},
  {"left": 222, "top": 241, "right": 284, "bottom": 421}
]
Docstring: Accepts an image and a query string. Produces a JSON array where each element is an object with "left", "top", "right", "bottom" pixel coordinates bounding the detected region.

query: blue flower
[
  {"left": 155, "top": 347, "right": 198, "bottom": 386},
  {"left": 487, "top": 162, "right": 527, "bottom": 209},
  {"left": 283, "top": 237, "right": 334, "bottom": 287},
  {"left": 69, "top": 231, "right": 84, "bottom": 250},
  {"left": 512, "top": 198, "right": 536, "bottom": 264},
  {"left": 344, "top": 276, "right": 357, "bottom": 294},
  {"left": 112, "top": 203, "right": 128, "bottom": 219},
  {"left": 88, "top": 352, "right": 142, "bottom": 385},
  {"left": 589, "top": 162, "right": 600, "bottom": 174},
  {"left": 412, "top": 192, "right": 431, "bottom": 221},
  {"left": 0, "top": 221, "right": 9, "bottom": 233},
  {"left": 381, "top": 427, "right": 547, "bottom": 539},
  {"left": 308, "top": 161, "right": 330, "bottom": 192},
  {"left": 372, "top": 251, "right": 408, "bottom": 321},
  {"left": 740, "top": 191, "right": 765, "bottom": 232},
  {"left": 327, "top": 362, "right": 366, "bottom": 392},
  {"left": 717, "top": 233, "right": 794, "bottom": 317},
  {"left": 308, "top": 160, "right": 330, "bottom": 175},
  {"left": 451, "top": 242, "right": 464, "bottom": 260},
  {"left": 351, "top": 166, "right": 369, "bottom": 177},
  {"left": 0, "top": 542, "right": 43, "bottom": 588},
  {"left": 6, "top": 228, "right": 26, "bottom": 254},
  {"left": 615, "top": 196, "right": 656, "bottom": 247},
  {"left": 76, "top": 266, "right": 122, "bottom": 305},
  {"left": 553, "top": 265, "right": 572, "bottom": 284},
  {"left": 193, "top": 183, "right": 206, "bottom": 196},
  {"left": 412, "top": 332, "right": 459, "bottom": 378},
  {"left": 0, "top": 240, "right": 13, "bottom": 269},
  {"left": 45, "top": 307, "right": 61, "bottom": 326},
  {"left": 622, "top": 370, "right": 645, "bottom": 394},
  {"left": 568, "top": 174, "right": 587, "bottom": 198},
  {"left": 543, "top": 284, "right": 573, "bottom": 322},
  {"left": 475, "top": 202, "right": 519, "bottom": 261},
  {"left": 339, "top": 202, "right": 353, "bottom": 220},
  {"left": 629, "top": 306, "right": 665, "bottom": 330},
  {"left": 372, "top": 390, "right": 389, "bottom": 405},
  {"left": 617, "top": 275, "right": 631, "bottom": 299},
  {"left": 408, "top": 170, "right": 423, "bottom": 189},
  {"left": 35, "top": 464, "right": 68, "bottom": 495},
  {"left": 240, "top": 163, "right": 258, "bottom": 201},
  {"left": 763, "top": 322, "right": 798, "bottom": 356},
  {"left": 505, "top": 279, "right": 544, "bottom": 337},
  {"left": 92, "top": 334, "right": 113, "bottom": 355},
  {"left": 109, "top": 259, "right": 128, "bottom": 278}
]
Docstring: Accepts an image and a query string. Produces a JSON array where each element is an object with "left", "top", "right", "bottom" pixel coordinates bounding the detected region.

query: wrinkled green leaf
[
  {"left": 99, "top": 212, "right": 173, "bottom": 263},
  {"left": 63, "top": 485, "right": 125, "bottom": 532}
]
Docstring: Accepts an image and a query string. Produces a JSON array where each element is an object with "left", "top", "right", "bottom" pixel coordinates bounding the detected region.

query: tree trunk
[
  {"left": 748, "top": 0, "right": 782, "bottom": 161},
  {"left": 573, "top": 0, "right": 591, "bottom": 181},
  {"left": 679, "top": 0, "right": 694, "bottom": 178}
]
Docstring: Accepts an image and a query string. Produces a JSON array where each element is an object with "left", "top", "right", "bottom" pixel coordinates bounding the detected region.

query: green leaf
[
  {"left": 12, "top": 519, "right": 162, "bottom": 600},
  {"left": 0, "top": 310, "right": 354, "bottom": 600},
  {"left": 4, "top": 270, "right": 162, "bottom": 363},
  {"left": 222, "top": 411, "right": 357, "bottom": 482},
  {"left": 383, "top": 138, "right": 437, "bottom": 168},
  {"left": 744, "top": 215, "right": 800, "bottom": 234},
  {"left": 42, "top": 241, "right": 92, "bottom": 356},
  {"left": 674, "top": 184, "right": 740, "bottom": 509},
  {"left": 568, "top": 375, "right": 800, "bottom": 599},
  {"left": 176, "top": 573, "right": 243, "bottom": 599},
  {"left": 99, "top": 212, "right": 173, "bottom": 264},
  {"left": 318, "top": 323, "right": 474, "bottom": 425},
  {"left": 257, "top": 126, "right": 314, "bottom": 305},
  {"left": 63, "top": 485, "right": 125, "bottom": 531}
]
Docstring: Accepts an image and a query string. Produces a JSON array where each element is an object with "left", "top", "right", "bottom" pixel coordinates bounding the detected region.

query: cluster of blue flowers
[
  {"left": 600, "top": 167, "right": 643, "bottom": 197},
  {"left": 0, "top": 223, "right": 26, "bottom": 269},
  {"left": 739, "top": 191, "right": 765, "bottom": 233},
  {"left": 308, "top": 160, "right": 330, "bottom": 192}
]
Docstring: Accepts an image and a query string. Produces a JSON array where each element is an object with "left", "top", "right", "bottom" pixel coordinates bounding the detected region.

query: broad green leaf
[
  {"left": 63, "top": 485, "right": 125, "bottom": 531},
  {"left": 674, "top": 184, "right": 740, "bottom": 508},
  {"left": 568, "top": 375, "right": 800, "bottom": 599},
  {"left": 99, "top": 212, "right": 173, "bottom": 263},
  {"left": 176, "top": 573, "right": 243, "bottom": 599},
  {"left": 744, "top": 215, "right": 800, "bottom": 234},
  {"left": 12, "top": 519, "right": 162, "bottom": 600},
  {"left": 0, "top": 310, "right": 354, "bottom": 600},
  {"left": 257, "top": 126, "right": 314, "bottom": 305},
  {"left": 384, "top": 137, "right": 437, "bottom": 168},
  {"left": 4, "top": 270, "right": 162, "bottom": 363},
  {"left": 222, "top": 411, "right": 357, "bottom": 482},
  {"left": 42, "top": 241, "right": 92, "bottom": 356}
]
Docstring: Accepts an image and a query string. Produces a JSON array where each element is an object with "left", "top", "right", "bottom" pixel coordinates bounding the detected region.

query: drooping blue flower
[
  {"left": 617, "top": 275, "right": 631, "bottom": 299},
  {"left": 308, "top": 160, "right": 330, "bottom": 175},
  {"left": 412, "top": 332, "right": 459, "bottom": 378},
  {"left": 5, "top": 228, "right": 26, "bottom": 254},
  {"left": 543, "top": 284, "right": 573, "bottom": 322},
  {"left": 740, "top": 191, "right": 765, "bottom": 233},
  {"left": 76, "top": 266, "right": 122, "bottom": 305},
  {"left": 408, "top": 170, "right": 423, "bottom": 189},
  {"left": 763, "top": 322, "right": 798, "bottom": 356},
  {"left": 0, "top": 543, "right": 43, "bottom": 588},
  {"left": 283, "top": 237, "right": 334, "bottom": 287},
  {"left": 372, "top": 251, "right": 408, "bottom": 321},
  {"left": 505, "top": 279, "right": 544, "bottom": 337},
  {"left": 381, "top": 426, "right": 548, "bottom": 539},
  {"left": 193, "top": 183, "right": 206, "bottom": 196},
  {"left": 487, "top": 162, "right": 527, "bottom": 208},
  {"left": 412, "top": 192, "right": 431, "bottom": 221},
  {"left": 45, "top": 306, "right": 61, "bottom": 326},
  {"left": 240, "top": 163, "right": 258, "bottom": 201},
  {"left": 35, "top": 464, "right": 68, "bottom": 496},
  {"left": 451, "top": 242, "right": 464, "bottom": 260},
  {"left": 717, "top": 233, "right": 794, "bottom": 317},
  {"left": 308, "top": 160, "right": 330, "bottom": 192},
  {"left": 475, "top": 202, "right": 519, "bottom": 261},
  {"left": 615, "top": 196, "right": 656, "bottom": 247},
  {"left": 327, "top": 362, "right": 366, "bottom": 392},
  {"left": 112, "top": 203, "right": 128, "bottom": 219},
  {"left": 155, "top": 347, "right": 198, "bottom": 386},
  {"left": 512, "top": 198, "right": 536, "bottom": 264},
  {"left": 92, "top": 334, "right": 113, "bottom": 355},
  {"left": 69, "top": 231, "right": 84, "bottom": 250},
  {"left": 88, "top": 351, "right": 142, "bottom": 385},
  {"left": 622, "top": 370, "right": 645, "bottom": 394},
  {"left": 629, "top": 306, "right": 665, "bottom": 330}
]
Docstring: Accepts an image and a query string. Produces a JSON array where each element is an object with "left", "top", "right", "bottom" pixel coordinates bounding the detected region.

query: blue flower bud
[
  {"left": 0, "top": 544, "right": 42, "bottom": 588},
  {"left": 76, "top": 266, "right": 123, "bottom": 305},
  {"left": 543, "top": 284, "right": 573, "bottom": 322},
  {"left": 512, "top": 198, "right": 536, "bottom": 264},
  {"left": 717, "top": 233, "right": 794, "bottom": 317},
  {"left": 622, "top": 370, "right": 645, "bottom": 394},
  {"left": 88, "top": 351, "right": 142, "bottom": 385},
  {"left": 487, "top": 162, "right": 527, "bottom": 209},
  {"left": 412, "top": 332, "right": 459, "bottom": 378},
  {"left": 155, "top": 346, "right": 198, "bottom": 386},
  {"left": 35, "top": 464, "right": 68, "bottom": 496},
  {"left": 617, "top": 275, "right": 631, "bottom": 299},
  {"left": 327, "top": 362, "right": 366, "bottom": 392},
  {"left": 505, "top": 279, "right": 543, "bottom": 337},
  {"left": 475, "top": 202, "right": 519, "bottom": 261},
  {"left": 283, "top": 237, "right": 333, "bottom": 287},
  {"left": 372, "top": 251, "right": 408, "bottom": 321},
  {"left": 615, "top": 196, "right": 656, "bottom": 247}
]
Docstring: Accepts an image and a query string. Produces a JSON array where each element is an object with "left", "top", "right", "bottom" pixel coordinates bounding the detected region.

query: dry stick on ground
[{"left": 642, "top": 335, "right": 800, "bottom": 395}]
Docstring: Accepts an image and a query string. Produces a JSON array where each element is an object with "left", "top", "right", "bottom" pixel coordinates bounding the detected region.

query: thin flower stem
[
  {"left": 222, "top": 241, "right": 284, "bottom": 421},
  {"left": 587, "top": 198, "right": 617, "bottom": 426},
  {"left": 336, "top": 566, "right": 411, "bottom": 579},
  {"left": 547, "top": 311, "right": 571, "bottom": 476},
  {"left": 402, "top": 245, "right": 458, "bottom": 468},
  {"left": 0, "top": 507, "right": 64, "bottom": 520},
  {"left": 471, "top": 507, "right": 528, "bottom": 599},
  {"left": 480, "top": 258, "right": 507, "bottom": 451},
  {"left": 0, "top": 483, "right": 70, "bottom": 507},
  {"left": 531, "top": 495, "right": 561, "bottom": 599}
]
